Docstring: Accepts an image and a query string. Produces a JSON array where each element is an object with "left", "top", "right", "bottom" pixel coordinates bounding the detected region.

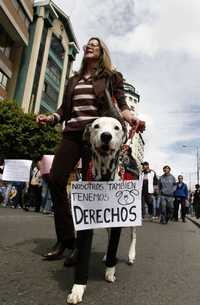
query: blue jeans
[
  {"left": 153, "top": 195, "right": 160, "bottom": 217},
  {"left": 160, "top": 195, "right": 174, "bottom": 223},
  {"left": 41, "top": 180, "right": 53, "bottom": 213}
]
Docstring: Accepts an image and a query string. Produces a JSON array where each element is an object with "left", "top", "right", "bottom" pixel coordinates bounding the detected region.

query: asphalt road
[{"left": 0, "top": 208, "right": 200, "bottom": 305}]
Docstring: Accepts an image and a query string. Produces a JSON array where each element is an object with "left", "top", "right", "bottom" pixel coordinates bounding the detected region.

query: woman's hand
[
  {"left": 36, "top": 114, "right": 53, "bottom": 125},
  {"left": 121, "top": 110, "right": 145, "bottom": 133}
]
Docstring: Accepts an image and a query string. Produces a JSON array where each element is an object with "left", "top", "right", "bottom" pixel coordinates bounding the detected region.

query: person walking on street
[
  {"left": 174, "top": 175, "right": 188, "bottom": 222},
  {"left": 159, "top": 165, "right": 176, "bottom": 224},
  {"left": 141, "top": 161, "right": 158, "bottom": 219},
  {"left": 26, "top": 161, "right": 42, "bottom": 212},
  {"left": 36, "top": 37, "right": 145, "bottom": 268},
  {"left": 193, "top": 184, "right": 200, "bottom": 219}
]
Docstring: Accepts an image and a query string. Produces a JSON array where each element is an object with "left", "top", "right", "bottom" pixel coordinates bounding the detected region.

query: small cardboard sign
[{"left": 71, "top": 180, "right": 142, "bottom": 231}]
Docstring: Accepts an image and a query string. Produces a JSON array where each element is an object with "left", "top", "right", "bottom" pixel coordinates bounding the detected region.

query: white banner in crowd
[
  {"left": 2, "top": 159, "right": 32, "bottom": 182},
  {"left": 71, "top": 180, "right": 142, "bottom": 231}
]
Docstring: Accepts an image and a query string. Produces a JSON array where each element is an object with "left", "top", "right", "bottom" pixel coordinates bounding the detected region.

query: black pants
[
  {"left": 75, "top": 227, "right": 121, "bottom": 284},
  {"left": 49, "top": 131, "right": 91, "bottom": 248},
  {"left": 13, "top": 185, "right": 24, "bottom": 209},
  {"left": 174, "top": 197, "right": 186, "bottom": 221},
  {"left": 142, "top": 193, "right": 153, "bottom": 217},
  {"left": 28, "top": 185, "right": 42, "bottom": 211}
]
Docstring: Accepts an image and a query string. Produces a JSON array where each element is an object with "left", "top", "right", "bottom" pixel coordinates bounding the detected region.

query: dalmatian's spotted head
[
  {"left": 84, "top": 117, "right": 127, "bottom": 181},
  {"left": 89, "top": 117, "right": 126, "bottom": 156}
]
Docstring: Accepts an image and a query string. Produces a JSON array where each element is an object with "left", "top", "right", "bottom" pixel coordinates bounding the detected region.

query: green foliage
[{"left": 0, "top": 100, "right": 61, "bottom": 161}]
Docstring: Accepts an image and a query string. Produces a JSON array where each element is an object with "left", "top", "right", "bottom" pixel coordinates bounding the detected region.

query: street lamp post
[{"left": 197, "top": 147, "right": 199, "bottom": 185}]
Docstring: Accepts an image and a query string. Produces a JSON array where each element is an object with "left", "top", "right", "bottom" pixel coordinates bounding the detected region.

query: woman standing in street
[{"left": 36, "top": 37, "right": 145, "bottom": 266}]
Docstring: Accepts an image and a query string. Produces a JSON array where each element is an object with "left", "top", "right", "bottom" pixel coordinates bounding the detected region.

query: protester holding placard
[{"left": 36, "top": 37, "right": 145, "bottom": 269}]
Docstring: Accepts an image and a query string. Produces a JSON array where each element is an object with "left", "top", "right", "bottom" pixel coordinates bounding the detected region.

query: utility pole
[{"left": 197, "top": 147, "right": 199, "bottom": 185}]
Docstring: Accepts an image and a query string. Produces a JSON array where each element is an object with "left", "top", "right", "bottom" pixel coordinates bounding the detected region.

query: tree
[{"left": 0, "top": 100, "right": 61, "bottom": 161}]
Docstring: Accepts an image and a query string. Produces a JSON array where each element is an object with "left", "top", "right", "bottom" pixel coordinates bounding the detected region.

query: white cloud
[{"left": 108, "top": 0, "right": 200, "bottom": 57}]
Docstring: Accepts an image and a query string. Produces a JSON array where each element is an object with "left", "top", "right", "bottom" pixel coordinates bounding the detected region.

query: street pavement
[{"left": 1, "top": 207, "right": 200, "bottom": 305}]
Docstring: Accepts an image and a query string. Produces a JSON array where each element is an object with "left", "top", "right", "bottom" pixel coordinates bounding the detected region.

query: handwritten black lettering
[{"left": 73, "top": 206, "right": 83, "bottom": 224}]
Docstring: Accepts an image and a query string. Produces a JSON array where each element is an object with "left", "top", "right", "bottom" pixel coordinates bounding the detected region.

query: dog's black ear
[{"left": 83, "top": 123, "right": 92, "bottom": 143}]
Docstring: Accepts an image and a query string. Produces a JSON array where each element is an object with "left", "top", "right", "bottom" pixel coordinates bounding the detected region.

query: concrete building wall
[
  {"left": 0, "top": 0, "right": 33, "bottom": 100},
  {"left": 124, "top": 81, "right": 145, "bottom": 169}
]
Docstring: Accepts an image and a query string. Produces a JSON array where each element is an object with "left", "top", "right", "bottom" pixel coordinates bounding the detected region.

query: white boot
[{"left": 67, "top": 284, "right": 86, "bottom": 304}]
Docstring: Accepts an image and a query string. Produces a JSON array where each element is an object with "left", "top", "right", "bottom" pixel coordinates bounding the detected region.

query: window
[
  {"left": 46, "top": 56, "right": 62, "bottom": 85},
  {"left": 11, "top": 0, "right": 30, "bottom": 28},
  {"left": 0, "top": 25, "right": 13, "bottom": 57},
  {"left": 50, "top": 35, "right": 65, "bottom": 62},
  {"left": 0, "top": 71, "right": 8, "bottom": 89},
  {"left": 4, "top": 47, "right": 11, "bottom": 58},
  {"left": 0, "top": 46, "right": 11, "bottom": 58}
]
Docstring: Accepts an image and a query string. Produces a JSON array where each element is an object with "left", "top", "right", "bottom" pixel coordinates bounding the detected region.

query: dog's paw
[
  {"left": 127, "top": 258, "right": 135, "bottom": 265},
  {"left": 105, "top": 266, "right": 116, "bottom": 282},
  {"left": 67, "top": 284, "right": 86, "bottom": 304}
]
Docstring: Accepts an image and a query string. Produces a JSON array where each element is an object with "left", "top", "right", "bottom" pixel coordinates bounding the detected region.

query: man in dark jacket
[
  {"left": 193, "top": 184, "right": 200, "bottom": 218},
  {"left": 174, "top": 175, "right": 188, "bottom": 222}
]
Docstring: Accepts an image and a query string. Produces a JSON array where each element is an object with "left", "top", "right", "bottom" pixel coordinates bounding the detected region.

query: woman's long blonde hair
[{"left": 79, "top": 37, "right": 113, "bottom": 78}]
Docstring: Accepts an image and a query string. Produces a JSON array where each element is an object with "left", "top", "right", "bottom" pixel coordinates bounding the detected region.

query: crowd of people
[
  {"left": 0, "top": 160, "right": 53, "bottom": 215},
  {"left": 140, "top": 161, "right": 200, "bottom": 223}
]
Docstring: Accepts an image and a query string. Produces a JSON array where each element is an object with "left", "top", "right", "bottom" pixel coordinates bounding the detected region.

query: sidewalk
[{"left": 186, "top": 215, "right": 200, "bottom": 228}]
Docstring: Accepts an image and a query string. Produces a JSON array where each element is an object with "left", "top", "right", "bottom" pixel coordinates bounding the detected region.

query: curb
[{"left": 186, "top": 216, "right": 200, "bottom": 228}]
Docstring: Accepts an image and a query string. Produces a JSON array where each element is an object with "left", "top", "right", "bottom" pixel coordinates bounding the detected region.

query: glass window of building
[
  {"left": 11, "top": 0, "right": 29, "bottom": 27},
  {"left": 41, "top": 82, "right": 59, "bottom": 112},
  {"left": 0, "top": 71, "right": 8, "bottom": 89},
  {"left": 50, "top": 35, "right": 65, "bottom": 63},
  {"left": 46, "top": 56, "right": 62, "bottom": 85},
  {"left": 0, "top": 25, "right": 13, "bottom": 58}
]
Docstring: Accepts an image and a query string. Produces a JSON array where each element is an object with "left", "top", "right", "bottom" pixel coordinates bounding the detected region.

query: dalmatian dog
[{"left": 67, "top": 117, "right": 126, "bottom": 304}]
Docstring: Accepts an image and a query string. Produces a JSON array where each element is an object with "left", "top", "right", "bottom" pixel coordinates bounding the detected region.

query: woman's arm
[{"left": 112, "top": 71, "right": 145, "bottom": 132}]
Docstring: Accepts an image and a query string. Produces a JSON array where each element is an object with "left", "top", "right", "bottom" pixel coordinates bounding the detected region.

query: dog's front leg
[
  {"left": 128, "top": 227, "right": 136, "bottom": 265},
  {"left": 67, "top": 284, "right": 86, "bottom": 304},
  {"left": 105, "top": 266, "right": 116, "bottom": 282},
  {"left": 104, "top": 227, "right": 121, "bottom": 282}
]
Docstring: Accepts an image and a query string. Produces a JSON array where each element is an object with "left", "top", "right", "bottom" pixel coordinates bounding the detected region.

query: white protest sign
[
  {"left": 2, "top": 159, "right": 32, "bottom": 182},
  {"left": 71, "top": 180, "right": 142, "bottom": 231}
]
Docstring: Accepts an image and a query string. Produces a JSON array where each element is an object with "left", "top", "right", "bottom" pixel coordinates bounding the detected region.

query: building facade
[
  {"left": 0, "top": 0, "right": 33, "bottom": 100},
  {"left": 15, "top": 0, "right": 79, "bottom": 113},
  {"left": 124, "top": 81, "right": 145, "bottom": 168}
]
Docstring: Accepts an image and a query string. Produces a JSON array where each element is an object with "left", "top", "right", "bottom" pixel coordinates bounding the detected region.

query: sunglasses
[{"left": 83, "top": 43, "right": 100, "bottom": 51}]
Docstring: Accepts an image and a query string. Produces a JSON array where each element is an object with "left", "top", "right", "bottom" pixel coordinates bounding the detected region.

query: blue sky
[{"left": 53, "top": 0, "right": 200, "bottom": 187}]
